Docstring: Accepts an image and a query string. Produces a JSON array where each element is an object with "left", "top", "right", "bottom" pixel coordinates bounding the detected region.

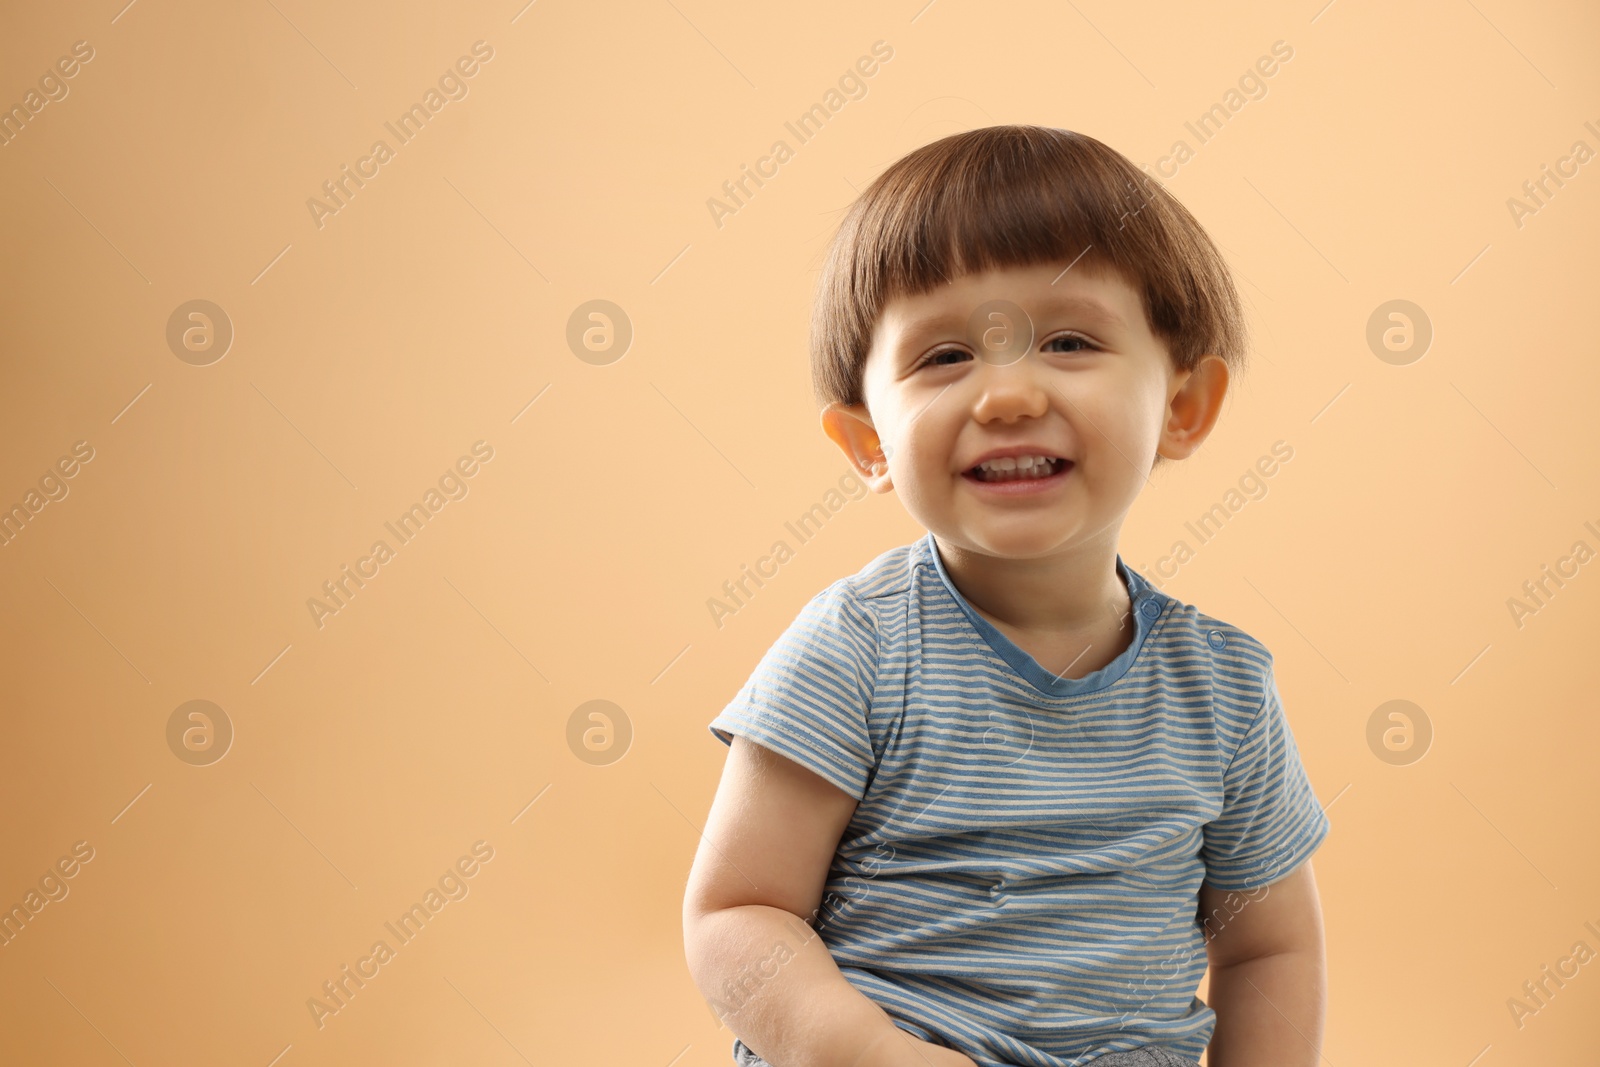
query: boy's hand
[{"left": 850, "top": 1029, "right": 981, "bottom": 1067}]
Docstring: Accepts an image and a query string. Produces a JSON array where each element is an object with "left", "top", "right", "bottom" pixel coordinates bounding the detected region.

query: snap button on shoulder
[
  {"left": 1139, "top": 599, "right": 1160, "bottom": 619},
  {"left": 1207, "top": 629, "right": 1227, "bottom": 650}
]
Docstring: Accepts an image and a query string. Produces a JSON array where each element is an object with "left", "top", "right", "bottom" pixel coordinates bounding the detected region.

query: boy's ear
[
  {"left": 1157, "top": 354, "right": 1229, "bottom": 462},
  {"left": 821, "top": 402, "right": 893, "bottom": 492}
]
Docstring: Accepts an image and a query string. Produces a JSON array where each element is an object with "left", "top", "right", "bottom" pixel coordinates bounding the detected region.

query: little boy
[{"left": 683, "top": 125, "right": 1330, "bottom": 1067}]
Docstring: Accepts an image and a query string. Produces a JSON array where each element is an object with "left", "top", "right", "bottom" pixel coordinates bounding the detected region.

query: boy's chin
[{"left": 940, "top": 523, "right": 1083, "bottom": 559}]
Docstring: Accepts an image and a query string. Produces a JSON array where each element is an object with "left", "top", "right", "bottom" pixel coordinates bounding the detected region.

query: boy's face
[{"left": 822, "top": 259, "right": 1228, "bottom": 561}]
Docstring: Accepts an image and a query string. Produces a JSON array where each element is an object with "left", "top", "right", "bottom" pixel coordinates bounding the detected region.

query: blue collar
[{"left": 920, "top": 531, "right": 1165, "bottom": 698}]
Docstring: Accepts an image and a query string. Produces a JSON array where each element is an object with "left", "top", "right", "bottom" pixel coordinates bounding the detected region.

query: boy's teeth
[{"left": 972, "top": 455, "right": 1061, "bottom": 481}]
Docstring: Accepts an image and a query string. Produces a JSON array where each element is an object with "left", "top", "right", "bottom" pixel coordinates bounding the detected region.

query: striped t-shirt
[{"left": 707, "top": 531, "right": 1330, "bottom": 1067}]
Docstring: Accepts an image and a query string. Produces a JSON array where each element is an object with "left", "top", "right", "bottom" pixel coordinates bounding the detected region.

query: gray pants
[
  {"left": 1083, "top": 1049, "right": 1201, "bottom": 1067},
  {"left": 731, "top": 1037, "right": 1202, "bottom": 1067}
]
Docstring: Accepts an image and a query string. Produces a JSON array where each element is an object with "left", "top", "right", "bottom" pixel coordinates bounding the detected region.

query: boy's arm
[
  {"left": 683, "top": 736, "right": 973, "bottom": 1067},
  {"left": 1196, "top": 859, "right": 1326, "bottom": 1067}
]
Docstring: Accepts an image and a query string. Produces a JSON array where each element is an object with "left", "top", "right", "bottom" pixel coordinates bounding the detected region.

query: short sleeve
[
  {"left": 1201, "top": 667, "right": 1330, "bottom": 892},
  {"left": 707, "top": 581, "right": 880, "bottom": 801}
]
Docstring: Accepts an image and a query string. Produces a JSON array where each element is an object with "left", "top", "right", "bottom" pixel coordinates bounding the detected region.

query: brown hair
[{"left": 809, "top": 125, "right": 1248, "bottom": 414}]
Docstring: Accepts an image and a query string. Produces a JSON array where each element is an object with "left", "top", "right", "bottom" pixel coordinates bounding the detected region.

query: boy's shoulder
[
  {"left": 764, "top": 540, "right": 918, "bottom": 647},
  {"left": 830, "top": 537, "right": 925, "bottom": 602},
  {"left": 1138, "top": 575, "right": 1281, "bottom": 705},
  {"left": 1148, "top": 580, "right": 1274, "bottom": 660}
]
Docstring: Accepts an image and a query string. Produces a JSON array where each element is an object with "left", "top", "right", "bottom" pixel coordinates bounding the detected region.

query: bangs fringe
[{"left": 810, "top": 125, "right": 1247, "bottom": 410}]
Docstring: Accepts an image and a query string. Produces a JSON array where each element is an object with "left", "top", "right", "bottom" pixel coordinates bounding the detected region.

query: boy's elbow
[
  {"left": 682, "top": 891, "right": 740, "bottom": 962},
  {"left": 683, "top": 885, "right": 716, "bottom": 947},
  {"left": 683, "top": 865, "right": 735, "bottom": 932}
]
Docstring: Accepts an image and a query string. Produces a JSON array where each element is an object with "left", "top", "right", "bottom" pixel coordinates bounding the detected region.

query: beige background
[{"left": 1, "top": 0, "right": 1597, "bottom": 1063}]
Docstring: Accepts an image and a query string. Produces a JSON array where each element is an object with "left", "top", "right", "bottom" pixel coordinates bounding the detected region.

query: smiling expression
[{"left": 823, "top": 258, "right": 1227, "bottom": 563}]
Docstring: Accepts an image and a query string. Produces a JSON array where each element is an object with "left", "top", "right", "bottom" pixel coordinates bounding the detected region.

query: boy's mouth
[{"left": 963, "top": 456, "right": 1072, "bottom": 483}]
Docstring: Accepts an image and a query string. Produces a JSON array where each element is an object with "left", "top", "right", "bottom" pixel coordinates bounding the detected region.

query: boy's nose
[{"left": 969, "top": 364, "right": 1051, "bottom": 423}]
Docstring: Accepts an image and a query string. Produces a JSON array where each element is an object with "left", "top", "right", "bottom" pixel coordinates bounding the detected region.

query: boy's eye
[
  {"left": 912, "top": 333, "right": 1097, "bottom": 370},
  {"left": 914, "top": 347, "right": 970, "bottom": 369},
  {"left": 1042, "top": 333, "right": 1097, "bottom": 354}
]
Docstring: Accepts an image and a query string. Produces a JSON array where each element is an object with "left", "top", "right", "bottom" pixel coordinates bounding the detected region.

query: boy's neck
[{"left": 932, "top": 532, "right": 1132, "bottom": 639}]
